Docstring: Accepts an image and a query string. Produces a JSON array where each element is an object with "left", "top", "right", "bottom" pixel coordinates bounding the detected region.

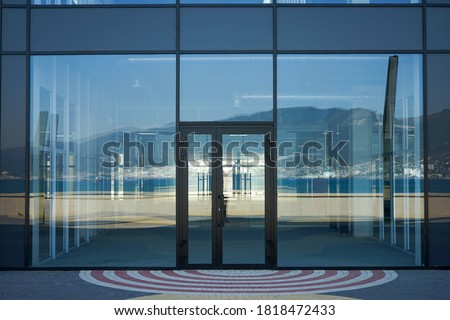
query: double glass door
[{"left": 179, "top": 126, "right": 275, "bottom": 268}]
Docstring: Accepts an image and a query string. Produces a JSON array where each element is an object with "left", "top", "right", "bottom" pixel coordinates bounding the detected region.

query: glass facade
[
  {"left": 277, "top": 54, "right": 423, "bottom": 266},
  {"left": 0, "top": 1, "right": 448, "bottom": 269},
  {"left": 30, "top": 0, "right": 421, "bottom": 4},
  {"left": 30, "top": 8, "right": 176, "bottom": 52},
  {"left": 427, "top": 54, "right": 450, "bottom": 266},
  {"left": 29, "top": 55, "right": 176, "bottom": 267},
  {"left": 0, "top": 55, "right": 27, "bottom": 268}
]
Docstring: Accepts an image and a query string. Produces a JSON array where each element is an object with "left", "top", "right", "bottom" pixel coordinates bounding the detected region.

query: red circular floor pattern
[{"left": 79, "top": 270, "right": 397, "bottom": 295}]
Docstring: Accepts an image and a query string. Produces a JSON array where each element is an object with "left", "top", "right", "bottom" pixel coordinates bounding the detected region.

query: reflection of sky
[
  {"left": 31, "top": 55, "right": 176, "bottom": 140},
  {"left": 31, "top": 53, "right": 422, "bottom": 144},
  {"left": 278, "top": 54, "right": 422, "bottom": 116},
  {"left": 278, "top": 55, "right": 388, "bottom": 112},
  {"left": 181, "top": 55, "right": 273, "bottom": 121}
]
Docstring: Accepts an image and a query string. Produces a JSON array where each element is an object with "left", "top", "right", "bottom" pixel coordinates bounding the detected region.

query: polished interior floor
[{"left": 38, "top": 223, "right": 416, "bottom": 268}]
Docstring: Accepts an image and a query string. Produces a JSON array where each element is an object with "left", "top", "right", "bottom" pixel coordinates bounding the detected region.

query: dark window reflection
[
  {"left": 0, "top": 56, "right": 27, "bottom": 268},
  {"left": 180, "top": 8, "right": 272, "bottom": 51},
  {"left": 427, "top": 8, "right": 450, "bottom": 51},
  {"left": 277, "top": 7, "right": 422, "bottom": 51}
]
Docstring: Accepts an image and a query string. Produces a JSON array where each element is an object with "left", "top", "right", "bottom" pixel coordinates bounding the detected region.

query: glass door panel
[
  {"left": 187, "top": 133, "right": 213, "bottom": 264},
  {"left": 222, "top": 134, "right": 265, "bottom": 264}
]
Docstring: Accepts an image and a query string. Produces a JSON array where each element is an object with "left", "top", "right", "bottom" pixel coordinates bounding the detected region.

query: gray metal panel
[
  {"left": 2, "top": 8, "right": 27, "bottom": 52},
  {"left": 3, "top": 0, "right": 27, "bottom": 4},
  {"left": 427, "top": 8, "right": 450, "bottom": 51},
  {"left": 180, "top": 8, "right": 273, "bottom": 51},
  {"left": 427, "top": 54, "right": 450, "bottom": 266},
  {"left": 31, "top": 8, "right": 176, "bottom": 52},
  {"left": 278, "top": 7, "right": 423, "bottom": 51},
  {"left": 0, "top": 55, "right": 27, "bottom": 268}
]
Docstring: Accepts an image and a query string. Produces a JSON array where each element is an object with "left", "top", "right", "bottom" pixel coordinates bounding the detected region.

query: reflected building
[{"left": 0, "top": 0, "right": 449, "bottom": 269}]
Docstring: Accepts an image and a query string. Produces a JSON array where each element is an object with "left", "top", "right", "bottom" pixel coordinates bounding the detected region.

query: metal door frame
[{"left": 177, "top": 123, "right": 275, "bottom": 269}]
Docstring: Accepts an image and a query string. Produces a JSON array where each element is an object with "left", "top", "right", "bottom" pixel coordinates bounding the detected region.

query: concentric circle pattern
[{"left": 80, "top": 270, "right": 397, "bottom": 295}]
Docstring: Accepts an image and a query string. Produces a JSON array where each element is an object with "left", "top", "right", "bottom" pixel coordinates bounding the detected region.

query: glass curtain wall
[
  {"left": 31, "top": 0, "right": 421, "bottom": 4},
  {"left": 29, "top": 55, "right": 176, "bottom": 267},
  {"left": 277, "top": 54, "right": 423, "bottom": 267}
]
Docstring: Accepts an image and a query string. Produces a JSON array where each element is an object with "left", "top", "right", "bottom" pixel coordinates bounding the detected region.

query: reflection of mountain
[
  {"left": 228, "top": 106, "right": 379, "bottom": 141},
  {"left": 1, "top": 106, "right": 432, "bottom": 176},
  {"left": 229, "top": 106, "right": 378, "bottom": 123},
  {"left": 226, "top": 109, "right": 273, "bottom": 122},
  {"left": 278, "top": 106, "right": 379, "bottom": 166},
  {"left": 428, "top": 109, "right": 450, "bottom": 160}
]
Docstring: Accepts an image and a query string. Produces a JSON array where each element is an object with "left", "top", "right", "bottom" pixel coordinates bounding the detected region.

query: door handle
[{"left": 217, "top": 195, "right": 225, "bottom": 227}]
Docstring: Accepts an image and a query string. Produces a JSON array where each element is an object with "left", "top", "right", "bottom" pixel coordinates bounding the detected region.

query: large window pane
[
  {"left": 427, "top": 54, "right": 450, "bottom": 266},
  {"left": 30, "top": 55, "right": 176, "bottom": 267},
  {"left": 180, "top": 54, "right": 273, "bottom": 122},
  {"left": 277, "top": 54, "right": 423, "bottom": 267}
]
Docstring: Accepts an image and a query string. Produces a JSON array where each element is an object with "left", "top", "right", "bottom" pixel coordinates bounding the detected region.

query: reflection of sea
[
  {"left": 27, "top": 178, "right": 175, "bottom": 194},
  {"left": 429, "top": 179, "right": 450, "bottom": 193},
  {"left": 3, "top": 177, "right": 433, "bottom": 194},
  {"left": 0, "top": 180, "right": 26, "bottom": 193},
  {"left": 279, "top": 178, "right": 424, "bottom": 194},
  {"left": 8, "top": 177, "right": 450, "bottom": 194}
]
